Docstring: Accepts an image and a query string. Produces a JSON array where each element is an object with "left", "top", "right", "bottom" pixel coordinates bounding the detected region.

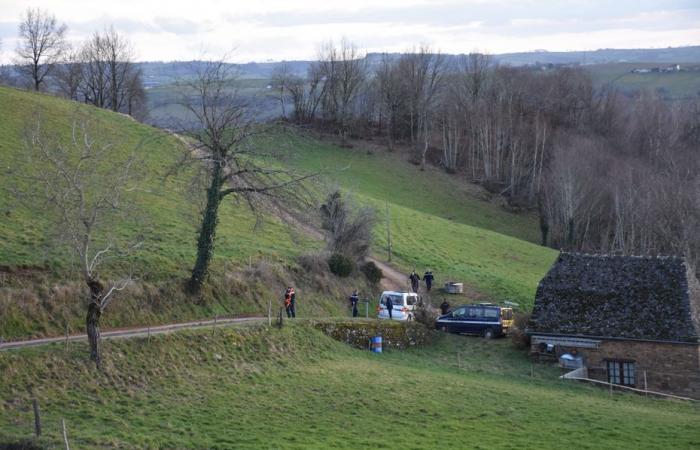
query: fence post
[
  {"left": 62, "top": 418, "right": 70, "bottom": 450},
  {"left": 212, "top": 315, "right": 218, "bottom": 337},
  {"left": 365, "top": 300, "right": 369, "bottom": 318},
  {"left": 644, "top": 371, "right": 648, "bottom": 396},
  {"left": 64, "top": 323, "right": 69, "bottom": 350},
  {"left": 609, "top": 379, "right": 613, "bottom": 397},
  {"left": 32, "top": 398, "right": 41, "bottom": 437},
  {"left": 268, "top": 300, "right": 272, "bottom": 326}
]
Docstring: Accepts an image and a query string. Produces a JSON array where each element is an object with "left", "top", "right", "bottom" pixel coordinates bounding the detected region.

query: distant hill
[{"left": 133, "top": 45, "right": 700, "bottom": 87}]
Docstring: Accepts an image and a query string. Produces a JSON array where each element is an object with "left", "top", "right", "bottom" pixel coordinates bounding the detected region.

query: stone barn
[{"left": 528, "top": 252, "right": 700, "bottom": 399}]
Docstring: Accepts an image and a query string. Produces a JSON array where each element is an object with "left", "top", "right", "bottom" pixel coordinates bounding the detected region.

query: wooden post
[
  {"left": 32, "top": 398, "right": 41, "bottom": 437},
  {"left": 212, "top": 315, "right": 218, "bottom": 337},
  {"left": 268, "top": 300, "right": 272, "bottom": 326},
  {"left": 147, "top": 325, "right": 151, "bottom": 343},
  {"left": 386, "top": 202, "right": 392, "bottom": 262},
  {"left": 644, "top": 371, "right": 648, "bottom": 396},
  {"left": 62, "top": 418, "right": 70, "bottom": 450},
  {"left": 64, "top": 324, "right": 69, "bottom": 350}
]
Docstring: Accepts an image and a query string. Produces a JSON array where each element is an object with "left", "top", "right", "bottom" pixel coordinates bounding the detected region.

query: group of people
[{"left": 409, "top": 269, "right": 434, "bottom": 293}]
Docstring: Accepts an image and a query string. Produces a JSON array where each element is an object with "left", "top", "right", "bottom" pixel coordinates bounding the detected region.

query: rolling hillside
[
  {"left": 1, "top": 324, "right": 698, "bottom": 449},
  {"left": 0, "top": 86, "right": 555, "bottom": 340}
]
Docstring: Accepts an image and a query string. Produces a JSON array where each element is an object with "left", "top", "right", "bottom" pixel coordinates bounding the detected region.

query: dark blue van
[{"left": 435, "top": 304, "right": 513, "bottom": 338}]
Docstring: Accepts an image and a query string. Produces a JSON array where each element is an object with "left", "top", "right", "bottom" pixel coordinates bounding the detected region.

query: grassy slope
[
  {"left": 1, "top": 325, "right": 697, "bottom": 449},
  {"left": 261, "top": 131, "right": 557, "bottom": 307},
  {"left": 0, "top": 86, "right": 347, "bottom": 339},
  {"left": 0, "top": 86, "right": 316, "bottom": 274},
  {"left": 0, "top": 85, "right": 556, "bottom": 343}
]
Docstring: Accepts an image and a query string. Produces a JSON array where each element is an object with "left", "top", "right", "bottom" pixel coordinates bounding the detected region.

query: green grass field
[
  {"left": 0, "top": 86, "right": 556, "bottom": 341},
  {"left": 586, "top": 63, "right": 700, "bottom": 99},
  {"left": 259, "top": 131, "right": 557, "bottom": 307},
  {"left": 1, "top": 324, "right": 698, "bottom": 449}
]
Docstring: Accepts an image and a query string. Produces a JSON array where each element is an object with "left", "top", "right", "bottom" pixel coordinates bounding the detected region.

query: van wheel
[{"left": 483, "top": 329, "right": 494, "bottom": 340}]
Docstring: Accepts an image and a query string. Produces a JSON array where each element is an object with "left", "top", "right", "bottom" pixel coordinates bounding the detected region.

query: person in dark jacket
[
  {"left": 349, "top": 290, "right": 359, "bottom": 317},
  {"left": 409, "top": 270, "right": 421, "bottom": 293},
  {"left": 284, "top": 287, "right": 296, "bottom": 318},
  {"left": 385, "top": 295, "right": 394, "bottom": 319},
  {"left": 423, "top": 270, "right": 434, "bottom": 292},
  {"left": 440, "top": 299, "right": 451, "bottom": 315}
]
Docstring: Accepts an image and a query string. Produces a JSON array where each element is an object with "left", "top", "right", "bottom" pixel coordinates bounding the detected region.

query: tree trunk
[
  {"left": 188, "top": 163, "right": 224, "bottom": 294},
  {"left": 86, "top": 278, "right": 104, "bottom": 369}
]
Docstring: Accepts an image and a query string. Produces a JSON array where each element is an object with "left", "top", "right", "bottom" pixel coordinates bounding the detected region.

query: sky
[{"left": 0, "top": 0, "right": 699, "bottom": 63}]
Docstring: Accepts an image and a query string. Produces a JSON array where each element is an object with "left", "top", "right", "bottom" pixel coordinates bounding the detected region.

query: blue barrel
[{"left": 370, "top": 336, "right": 383, "bottom": 353}]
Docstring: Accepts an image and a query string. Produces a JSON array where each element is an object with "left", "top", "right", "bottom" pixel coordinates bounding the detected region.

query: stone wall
[
  {"left": 531, "top": 338, "right": 700, "bottom": 399},
  {"left": 314, "top": 320, "right": 432, "bottom": 350}
]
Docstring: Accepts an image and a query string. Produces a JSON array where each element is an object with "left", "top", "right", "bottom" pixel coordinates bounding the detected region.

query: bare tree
[
  {"left": 55, "top": 45, "right": 83, "bottom": 101},
  {"left": 173, "top": 59, "right": 315, "bottom": 294},
  {"left": 316, "top": 38, "right": 368, "bottom": 146},
  {"left": 397, "top": 46, "right": 447, "bottom": 169},
  {"left": 376, "top": 54, "right": 404, "bottom": 151},
  {"left": 270, "top": 63, "right": 292, "bottom": 119},
  {"left": 320, "top": 190, "right": 376, "bottom": 259},
  {"left": 79, "top": 28, "right": 144, "bottom": 116},
  {"left": 13, "top": 111, "right": 145, "bottom": 368},
  {"left": 15, "top": 7, "right": 67, "bottom": 91}
]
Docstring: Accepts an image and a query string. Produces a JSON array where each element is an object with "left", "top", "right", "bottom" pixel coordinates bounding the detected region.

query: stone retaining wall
[{"left": 314, "top": 320, "right": 432, "bottom": 350}]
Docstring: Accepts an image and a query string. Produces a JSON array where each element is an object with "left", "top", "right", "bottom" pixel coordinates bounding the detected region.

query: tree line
[
  {"left": 273, "top": 39, "right": 700, "bottom": 272},
  {"left": 9, "top": 7, "right": 146, "bottom": 119}
]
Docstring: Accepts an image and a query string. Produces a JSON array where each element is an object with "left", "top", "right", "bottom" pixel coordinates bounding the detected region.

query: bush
[
  {"left": 360, "top": 261, "right": 383, "bottom": 284},
  {"left": 412, "top": 302, "right": 439, "bottom": 329},
  {"left": 328, "top": 253, "right": 354, "bottom": 277},
  {"left": 510, "top": 312, "right": 532, "bottom": 350}
]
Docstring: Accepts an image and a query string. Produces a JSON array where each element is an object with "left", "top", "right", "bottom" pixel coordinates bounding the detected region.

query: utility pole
[{"left": 386, "top": 202, "right": 392, "bottom": 262}]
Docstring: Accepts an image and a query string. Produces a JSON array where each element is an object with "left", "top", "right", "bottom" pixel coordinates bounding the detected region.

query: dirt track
[{"left": 0, "top": 317, "right": 263, "bottom": 351}]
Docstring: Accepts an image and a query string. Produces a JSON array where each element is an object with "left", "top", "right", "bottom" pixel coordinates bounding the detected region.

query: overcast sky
[{"left": 1, "top": 0, "right": 699, "bottom": 63}]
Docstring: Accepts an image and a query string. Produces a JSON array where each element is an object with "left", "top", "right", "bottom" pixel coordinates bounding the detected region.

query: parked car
[
  {"left": 435, "top": 303, "right": 513, "bottom": 338},
  {"left": 376, "top": 291, "right": 419, "bottom": 321}
]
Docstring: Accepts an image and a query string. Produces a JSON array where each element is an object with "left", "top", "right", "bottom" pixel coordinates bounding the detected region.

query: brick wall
[{"left": 531, "top": 338, "right": 700, "bottom": 399}]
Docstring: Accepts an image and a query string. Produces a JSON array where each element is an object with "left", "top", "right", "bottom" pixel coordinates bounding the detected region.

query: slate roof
[{"left": 529, "top": 253, "right": 700, "bottom": 343}]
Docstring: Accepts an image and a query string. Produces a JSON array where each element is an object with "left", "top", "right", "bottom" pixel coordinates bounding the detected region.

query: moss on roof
[{"left": 529, "top": 253, "right": 700, "bottom": 342}]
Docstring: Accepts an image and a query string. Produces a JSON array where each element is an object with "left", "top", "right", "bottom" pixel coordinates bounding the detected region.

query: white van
[{"left": 377, "top": 291, "right": 419, "bottom": 321}]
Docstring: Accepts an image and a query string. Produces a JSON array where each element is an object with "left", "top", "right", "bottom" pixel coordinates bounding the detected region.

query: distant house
[{"left": 528, "top": 253, "right": 700, "bottom": 399}]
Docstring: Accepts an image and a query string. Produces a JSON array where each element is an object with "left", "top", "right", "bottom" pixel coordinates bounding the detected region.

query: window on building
[{"left": 606, "top": 360, "right": 635, "bottom": 387}]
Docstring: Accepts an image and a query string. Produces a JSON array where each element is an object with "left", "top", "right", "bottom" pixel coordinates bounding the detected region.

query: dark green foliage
[
  {"left": 511, "top": 312, "right": 532, "bottom": 349},
  {"left": 360, "top": 261, "right": 382, "bottom": 284},
  {"left": 328, "top": 253, "right": 353, "bottom": 277}
]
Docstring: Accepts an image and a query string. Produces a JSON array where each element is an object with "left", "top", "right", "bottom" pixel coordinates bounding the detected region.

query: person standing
[
  {"left": 385, "top": 295, "right": 394, "bottom": 320},
  {"left": 284, "top": 286, "right": 296, "bottom": 318},
  {"left": 349, "top": 290, "right": 359, "bottom": 317},
  {"left": 423, "top": 270, "right": 434, "bottom": 292},
  {"left": 409, "top": 270, "right": 421, "bottom": 293},
  {"left": 440, "top": 299, "right": 451, "bottom": 315}
]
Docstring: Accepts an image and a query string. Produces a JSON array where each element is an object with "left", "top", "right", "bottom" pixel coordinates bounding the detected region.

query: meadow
[{"left": 1, "top": 324, "right": 698, "bottom": 449}]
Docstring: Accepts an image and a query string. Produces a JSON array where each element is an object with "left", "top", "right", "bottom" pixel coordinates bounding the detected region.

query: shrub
[
  {"left": 510, "top": 312, "right": 532, "bottom": 350},
  {"left": 412, "top": 302, "right": 439, "bottom": 329},
  {"left": 328, "top": 253, "right": 353, "bottom": 277},
  {"left": 360, "top": 261, "right": 383, "bottom": 284}
]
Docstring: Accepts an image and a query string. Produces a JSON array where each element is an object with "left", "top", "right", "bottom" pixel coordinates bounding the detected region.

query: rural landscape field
[{"left": 1, "top": 1, "right": 700, "bottom": 449}]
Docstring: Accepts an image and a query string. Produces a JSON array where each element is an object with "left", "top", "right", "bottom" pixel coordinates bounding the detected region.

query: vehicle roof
[
  {"left": 381, "top": 291, "right": 417, "bottom": 296},
  {"left": 454, "top": 304, "right": 506, "bottom": 309}
]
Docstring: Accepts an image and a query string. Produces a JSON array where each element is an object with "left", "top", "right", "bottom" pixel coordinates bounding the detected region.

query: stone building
[{"left": 528, "top": 252, "right": 700, "bottom": 399}]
